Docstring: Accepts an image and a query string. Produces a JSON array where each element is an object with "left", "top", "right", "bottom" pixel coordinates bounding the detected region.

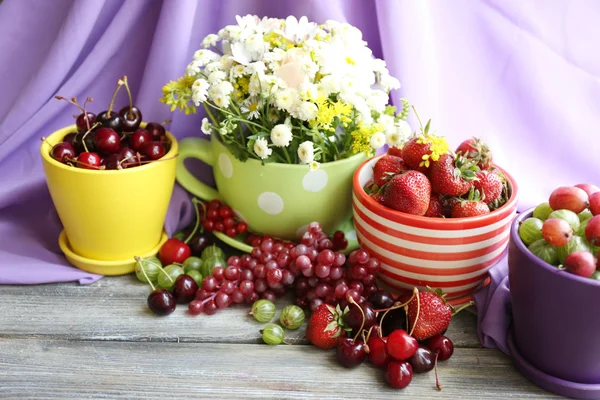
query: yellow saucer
[{"left": 58, "top": 230, "right": 169, "bottom": 276}]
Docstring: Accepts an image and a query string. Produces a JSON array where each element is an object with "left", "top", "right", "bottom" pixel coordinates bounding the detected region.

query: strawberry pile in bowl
[{"left": 352, "top": 120, "right": 519, "bottom": 304}]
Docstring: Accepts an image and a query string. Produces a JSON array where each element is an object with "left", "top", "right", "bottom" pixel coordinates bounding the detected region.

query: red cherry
[
  {"left": 50, "top": 142, "right": 76, "bottom": 163},
  {"left": 236, "top": 222, "right": 248, "bottom": 234},
  {"left": 76, "top": 152, "right": 102, "bottom": 169},
  {"left": 158, "top": 238, "right": 191, "bottom": 265},
  {"left": 386, "top": 329, "right": 419, "bottom": 361},
  {"left": 130, "top": 128, "right": 152, "bottom": 151},
  {"left": 94, "top": 127, "right": 121, "bottom": 154},
  {"left": 219, "top": 206, "right": 232, "bottom": 218},
  {"left": 426, "top": 335, "right": 454, "bottom": 361},
  {"left": 367, "top": 336, "right": 389, "bottom": 367},
  {"left": 385, "top": 361, "right": 413, "bottom": 389},
  {"left": 75, "top": 112, "right": 96, "bottom": 132},
  {"left": 142, "top": 141, "right": 166, "bottom": 160},
  {"left": 145, "top": 122, "right": 166, "bottom": 140}
]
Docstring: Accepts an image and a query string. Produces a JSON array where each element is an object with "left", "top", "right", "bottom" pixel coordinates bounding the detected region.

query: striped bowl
[{"left": 352, "top": 155, "right": 519, "bottom": 305}]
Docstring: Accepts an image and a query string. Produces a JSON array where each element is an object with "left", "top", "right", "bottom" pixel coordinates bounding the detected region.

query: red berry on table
[
  {"left": 385, "top": 361, "right": 413, "bottom": 389},
  {"left": 159, "top": 238, "right": 191, "bottom": 265},
  {"left": 542, "top": 218, "right": 573, "bottom": 247},
  {"left": 386, "top": 329, "right": 418, "bottom": 361},
  {"left": 455, "top": 136, "right": 493, "bottom": 170},
  {"left": 409, "top": 346, "right": 435, "bottom": 373},
  {"left": 383, "top": 171, "right": 431, "bottom": 216},
  {"left": 147, "top": 288, "right": 176, "bottom": 316},
  {"left": 172, "top": 275, "right": 199, "bottom": 304},
  {"left": 428, "top": 153, "right": 478, "bottom": 197},
  {"left": 305, "top": 303, "right": 349, "bottom": 349},
  {"left": 564, "top": 251, "right": 596, "bottom": 278},
  {"left": 76, "top": 152, "right": 102, "bottom": 169},
  {"left": 406, "top": 291, "right": 452, "bottom": 341},
  {"left": 549, "top": 186, "right": 589, "bottom": 214},
  {"left": 426, "top": 335, "right": 454, "bottom": 361},
  {"left": 372, "top": 155, "right": 407, "bottom": 187},
  {"left": 367, "top": 336, "right": 389, "bottom": 367},
  {"left": 336, "top": 337, "right": 367, "bottom": 368}
]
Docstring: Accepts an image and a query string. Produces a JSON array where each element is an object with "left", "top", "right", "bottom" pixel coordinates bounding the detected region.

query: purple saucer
[{"left": 507, "top": 329, "right": 600, "bottom": 399}]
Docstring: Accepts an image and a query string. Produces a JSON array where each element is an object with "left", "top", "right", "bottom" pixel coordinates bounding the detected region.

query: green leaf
[
  {"left": 324, "top": 321, "right": 339, "bottom": 333},
  {"left": 423, "top": 119, "right": 431, "bottom": 135}
]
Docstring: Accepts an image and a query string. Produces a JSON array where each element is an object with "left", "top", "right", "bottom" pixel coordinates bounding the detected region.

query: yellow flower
[
  {"left": 417, "top": 134, "right": 450, "bottom": 167},
  {"left": 350, "top": 122, "right": 384, "bottom": 156},
  {"left": 309, "top": 95, "right": 353, "bottom": 132}
]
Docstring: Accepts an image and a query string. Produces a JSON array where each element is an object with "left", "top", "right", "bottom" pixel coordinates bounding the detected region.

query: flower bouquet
[{"left": 161, "top": 15, "right": 410, "bottom": 170}]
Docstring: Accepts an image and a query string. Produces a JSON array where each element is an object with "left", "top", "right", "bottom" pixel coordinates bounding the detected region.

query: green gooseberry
[
  {"left": 183, "top": 256, "right": 203, "bottom": 273},
  {"left": 528, "top": 239, "right": 559, "bottom": 266},
  {"left": 157, "top": 264, "right": 185, "bottom": 290},
  {"left": 279, "top": 305, "right": 305, "bottom": 330},
  {"left": 533, "top": 202, "right": 553, "bottom": 221},
  {"left": 579, "top": 209, "right": 594, "bottom": 223},
  {"left": 185, "top": 270, "right": 203, "bottom": 287},
  {"left": 261, "top": 323, "right": 285, "bottom": 346},
  {"left": 518, "top": 217, "right": 543, "bottom": 246},
  {"left": 556, "top": 235, "right": 590, "bottom": 265},
  {"left": 134, "top": 256, "right": 162, "bottom": 284},
  {"left": 250, "top": 299, "right": 276, "bottom": 323}
]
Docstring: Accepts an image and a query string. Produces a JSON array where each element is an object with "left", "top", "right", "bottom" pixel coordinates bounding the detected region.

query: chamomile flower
[
  {"left": 208, "top": 70, "right": 226, "bottom": 84},
  {"left": 274, "top": 88, "right": 299, "bottom": 112},
  {"left": 395, "top": 119, "right": 412, "bottom": 139},
  {"left": 370, "top": 132, "right": 386, "bottom": 150},
  {"left": 296, "top": 101, "right": 318, "bottom": 121},
  {"left": 297, "top": 141, "right": 315, "bottom": 164},
  {"left": 253, "top": 137, "right": 272, "bottom": 159},
  {"left": 241, "top": 97, "right": 262, "bottom": 119},
  {"left": 270, "top": 123, "right": 293, "bottom": 147},
  {"left": 309, "top": 161, "right": 320, "bottom": 171},
  {"left": 201, "top": 34, "right": 219, "bottom": 48},
  {"left": 201, "top": 118, "right": 212, "bottom": 135},
  {"left": 192, "top": 49, "right": 220, "bottom": 66},
  {"left": 191, "top": 79, "right": 210, "bottom": 105}
]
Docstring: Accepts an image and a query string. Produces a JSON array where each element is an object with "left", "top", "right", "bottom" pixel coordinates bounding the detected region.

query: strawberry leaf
[{"left": 325, "top": 321, "right": 340, "bottom": 332}]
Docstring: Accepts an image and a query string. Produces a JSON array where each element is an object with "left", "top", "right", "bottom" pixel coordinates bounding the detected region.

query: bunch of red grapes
[
  {"left": 48, "top": 75, "right": 171, "bottom": 170},
  {"left": 200, "top": 200, "right": 248, "bottom": 238},
  {"left": 184, "top": 222, "right": 381, "bottom": 315}
]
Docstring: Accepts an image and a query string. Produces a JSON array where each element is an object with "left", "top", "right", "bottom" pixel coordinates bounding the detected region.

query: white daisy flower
[
  {"left": 241, "top": 97, "right": 262, "bottom": 120},
  {"left": 192, "top": 49, "right": 220, "bottom": 65},
  {"left": 201, "top": 118, "right": 212, "bottom": 135},
  {"left": 309, "top": 161, "right": 320, "bottom": 171},
  {"left": 370, "top": 132, "right": 386, "bottom": 150},
  {"left": 253, "top": 137, "right": 272, "bottom": 159},
  {"left": 191, "top": 79, "right": 210, "bottom": 105},
  {"left": 283, "top": 16, "right": 319, "bottom": 44},
  {"left": 270, "top": 124, "right": 293, "bottom": 147},
  {"left": 297, "top": 141, "right": 315, "bottom": 164},
  {"left": 231, "top": 64, "right": 247, "bottom": 78},
  {"left": 274, "top": 88, "right": 298, "bottom": 112},
  {"left": 201, "top": 34, "right": 219, "bottom": 48},
  {"left": 296, "top": 101, "right": 318, "bottom": 121},
  {"left": 186, "top": 60, "right": 203, "bottom": 77},
  {"left": 207, "top": 70, "right": 226, "bottom": 84}
]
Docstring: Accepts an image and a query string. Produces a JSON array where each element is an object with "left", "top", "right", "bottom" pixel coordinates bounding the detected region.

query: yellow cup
[{"left": 40, "top": 124, "right": 178, "bottom": 270}]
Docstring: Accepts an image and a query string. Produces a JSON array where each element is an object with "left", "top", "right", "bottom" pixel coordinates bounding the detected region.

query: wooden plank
[
  {"left": 0, "top": 277, "right": 480, "bottom": 346},
  {"left": 0, "top": 340, "right": 560, "bottom": 399}
]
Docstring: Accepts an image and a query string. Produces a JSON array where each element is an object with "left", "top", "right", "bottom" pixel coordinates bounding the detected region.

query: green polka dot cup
[{"left": 176, "top": 137, "right": 368, "bottom": 240}]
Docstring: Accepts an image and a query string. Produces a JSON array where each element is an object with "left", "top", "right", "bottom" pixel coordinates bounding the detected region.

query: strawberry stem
[{"left": 451, "top": 300, "right": 474, "bottom": 316}]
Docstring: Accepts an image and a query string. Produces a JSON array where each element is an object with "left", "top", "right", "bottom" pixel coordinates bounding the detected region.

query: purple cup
[{"left": 508, "top": 208, "right": 600, "bottom": 384}]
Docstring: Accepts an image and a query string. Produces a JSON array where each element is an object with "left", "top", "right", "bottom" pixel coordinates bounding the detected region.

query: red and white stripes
[{"left": 352, "top": 156, "right": 519, "bottom": 302}]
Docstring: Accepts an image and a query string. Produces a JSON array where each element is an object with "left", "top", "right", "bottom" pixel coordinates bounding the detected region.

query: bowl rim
[
  {"left": 511, "top": 208, "right": 600, "bottom": 288},
  {"left": 40, "top": 123, "right": 179, "bottom": 175},
  {"left": 352, "top": 153, "right": 520, "bottom": 225}
]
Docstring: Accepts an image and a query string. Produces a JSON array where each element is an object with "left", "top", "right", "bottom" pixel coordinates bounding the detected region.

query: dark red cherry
[
  {"left": 189, "top": 234, "right": 213, "bottom": 256},
  {"left": 142, "top": 141, "right": 166, "bottom": 160},
  {"left": 145, "top": 122, "right": 165, "bottom": 140},
  {"left": 173, "top": 275, "right": 199, "bottom": 304},
  {"left": 96, "top": 110, "right": 123, "bottom": 133},
  {"left": 76, "top": 152, "right": 101, "bottom": 169},
  {"left": 408, "top": 346, "right": 435, "bottom": 373},
  {"left": 94, "top": 127, "right": 121, "bottom": 154},
  {"left": 147, "top": 288, "right": 176, "bottom": 316},
  {"left": 380, "top": 307, "right": 407, "bottom": 337},
  {"left": 119, "top": 105, "right": 142, "bottom": 131},
  {"left": 130, "top": 128, "right": 152, "bottom": 151},
  {"left": 101, "top": 154, "right": 123, "bottom": 170},
  {"left": 75, "top": 112, "right": 96, "bottom": 132},
  {"left": 62, "top": 132, "right": 77, "bottom": 146},
  {"left": 385, "top": 361, "right": 413, "bottom": 389},
  {"left": 426, "top": 335, "right": 454, "bottom": 361},
  {"left": 336, "top": 338, "right": 367, "bottom": 368},
  {"left": 50, "top": 142, "right": 76, "bottom": 163},
  {"left": 344, "top": 302, "right": 377, "bottom": 334},
  {"left": 73, "top": 130, "right": 97, "bottom": 153}
]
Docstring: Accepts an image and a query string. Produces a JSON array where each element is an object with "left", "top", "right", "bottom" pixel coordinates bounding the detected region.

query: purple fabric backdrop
[{"left": 1, "top": 0, "right": 599, "bottom": 350}]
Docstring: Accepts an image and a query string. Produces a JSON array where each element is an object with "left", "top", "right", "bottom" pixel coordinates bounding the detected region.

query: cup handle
[{"left": 176, "top": 137, "right": 223, "bottom": 201}]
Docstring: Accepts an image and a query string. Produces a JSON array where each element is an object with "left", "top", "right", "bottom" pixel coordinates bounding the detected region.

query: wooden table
[{"left": 0, "top": 276, "right": 562, "bottom": 399}]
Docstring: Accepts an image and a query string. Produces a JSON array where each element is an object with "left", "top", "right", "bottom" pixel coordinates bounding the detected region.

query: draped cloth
[{"left": 1, "top": 0, "right": 598, "bottom": 350}]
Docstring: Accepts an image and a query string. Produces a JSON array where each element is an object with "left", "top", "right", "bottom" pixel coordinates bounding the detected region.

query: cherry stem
[
  {"left": 161, "top": 119, "right": 172, "bottom": 126},
  {"left": 54, "top": 96, "right": 84, "bottom": 112},
  {"left": 81, "top": 122, "right": 101, "bottom": 153},
  {"left": 451, "top": 300, "right": 474, "bottom": 316},
  {"left": 434, "top": 351, "right": 443, "bottom": 391},
  {"left": 152, "top": 259, "right": 175, "bottom": 285},
  {"left": 361, "top": 329, "right": 370, "bottom": 353},
  {"left": 184, "top": 198, "right": 203, "bottom": 244},
  {"left": 134, "top": 256, "right": 156, "bottom": 291},
  {"left": 376, "top": 287, "right": 419, "bottom": 334},
  {"left": 107, "top": 79, "right": 124, "bottom": 117},
  {"left": 120, "top": 75, "right": 134, "bottom": 118},
  {"left": 408, "top": 288, "right": 421, "bottom": 337},
  {"left": 348, "top": 296, "right": 365, "bottom": 342},
  {"left": 66, "top": 157, "right": 105, "bottom": 170},
  {"left": 82, "top": 97, "right": 93, "bottom": 131},
  {"left": 120, "top": 153, "right": 179, "bottom": 168},
  {"left": 364, "top": 325, "right": 374, "bottom": 342}
]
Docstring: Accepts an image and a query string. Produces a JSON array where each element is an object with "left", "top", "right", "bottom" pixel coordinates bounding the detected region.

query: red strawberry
[
  {"left": 383, "top": 171, "right": 431, "bottom": 216},
  {"left": 451, "top": 198, "right": 490, "bottom": 218},
  {"left": 456, "top": 137, "right": 493, "bottom": 170},
  {"left": 306, "top": 304, "right": 350, "bottom": 349},
  {"left": 387, "top": 145, "right": 403, "bottom": 158},
  {"left": 424, "top": 194, "right": 444, "bottom": 218},
  {"left": 428, "top": 153, "right": 479, "bottom": 197},
  {"left": 473, "top": 170, "right": 503, "bottom": 203},
  {"left": 406, "top": 291, "right": 452, "bottom": 341},
  {"left": 373, "top": 155, "right": 407, "bottom": 187},
  {"left": 401, "top": 136, "right": 431, "bottom": 173},
  {"left": 370, "top": 192, "right": 385, "bottom": 204}
]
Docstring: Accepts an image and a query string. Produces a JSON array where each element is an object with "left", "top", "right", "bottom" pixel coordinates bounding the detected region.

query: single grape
[
  {"left": 261, "top": 324, "right": 285, "bottom": 345},
  {"left": 201, "top": 276, "right": 218, "bottom": 291},
  {"left": 549, "top": 186, "right": 589, "bottom": 214},
  {"left": 134, "top": 256, "right": 162, "bottom": 284},
  {"left": 240, "top": 280, "right": 255, "bottom": 296},
  {"left": 518, "top": 217, "right": 543, "bottom": 246},
  {"left": 188, "top": 299, "right": 203, "bottom": 315},
  {"left": 215, "top": 292, "right": 231, "bottom": 308},
  {"left": 564, "top": 251, "right": 597, "bottom": 278},
  {"left": 250, "top": 299, "right": 276, "bottom": 323},
  {"left": 533, "top": 202, "right": 553, "bottom": 221},
  {"left": 261, "top": 291, "right": 277, "bottom": 302},
  {"left": 224, "top": 266, "right": 240, "bottom": 281},
  {"left": 542, "top": 218, "right": 573, "bottom": 247},
  {"left": 280, "top": 305, "right": 305, "bottom": 330},
  {"left": 157, "top": 264, "right": 185, "bottom": 290},
  {"left": 231, "top": 289, "right": 244, "bottom": 303},
  {"left": 528, "top": 239, "right": 559, "bottom": 265},
  {"left": 548, "top": 209, "right": 580, "bottom": 232}
]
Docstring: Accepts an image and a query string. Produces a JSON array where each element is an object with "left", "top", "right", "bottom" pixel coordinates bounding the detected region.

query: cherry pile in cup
[{"left": 47, "top": 75, "right": 172, "bottom": 170}]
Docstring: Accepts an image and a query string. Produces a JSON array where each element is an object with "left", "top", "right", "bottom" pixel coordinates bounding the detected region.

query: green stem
[
  {"left": 282, "top": 146, "right": 292, "bottom": 163},
  {"left": 134, "top": 256, "right": 156, "bottom": 291},
  {"left": 183, "top": 198, "right": 203, "bottom": 244}
]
